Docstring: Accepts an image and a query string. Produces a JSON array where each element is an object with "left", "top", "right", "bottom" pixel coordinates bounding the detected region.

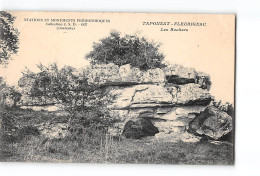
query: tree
[
  {"left": 20, "top": 63, "right": 79, "bottom": 108},
  {"left": 3, "top": 86, "right": 22, "bottom": 107},
  {"left": 85, "top": 31, "right": 166, "bottom": 71},
  {"left": 19, "top": 63, "right": 114, "bottom": 115},
  {"left": 0, "top": 77, "right": 7, "bottom": 105},
  {"left": 0, "top": 78, "right": 21, "bottom": 107},
  {"left": 0, "top": 11, "right": 19, "bottom": 65}
]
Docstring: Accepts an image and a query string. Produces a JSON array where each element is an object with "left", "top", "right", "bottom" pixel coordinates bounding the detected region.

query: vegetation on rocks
[{"left": 85, "top": 31, "right": 166, "bottom": 71}]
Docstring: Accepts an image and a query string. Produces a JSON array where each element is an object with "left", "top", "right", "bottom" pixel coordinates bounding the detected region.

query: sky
[{"left": 0, "top": 12, "right": 235, "bottom": 104}]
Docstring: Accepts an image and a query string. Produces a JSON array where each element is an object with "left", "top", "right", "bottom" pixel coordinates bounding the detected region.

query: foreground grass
[
  {"left": 1, "top": 135, "right": 233, "bottom": 165},
  {"left": 0, "top": 108, "right": 234, "bottom": 165}
]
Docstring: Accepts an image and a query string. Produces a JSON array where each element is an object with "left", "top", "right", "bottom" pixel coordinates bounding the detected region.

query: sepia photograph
[{"left": 0, "top": 11, "right": 235, "bottom": 164}]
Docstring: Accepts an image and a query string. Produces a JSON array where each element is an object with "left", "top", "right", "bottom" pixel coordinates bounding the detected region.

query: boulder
[
  {"left": 188, "top": 106, "right": 233, "bottom": 140},
  {"left": 122, "top": 118, "right": 159, "bottom": 139}
]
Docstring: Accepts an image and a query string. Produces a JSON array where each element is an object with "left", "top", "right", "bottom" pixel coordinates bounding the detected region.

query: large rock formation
[
  {"left": 17, "top": 63, "right": 231, "bottom": 142},
  {"left": 92, "top": 63, "right": 214, "bottom": 142},
  {"left": 188, "top": 106, "right": 233, "bottom": 140}
]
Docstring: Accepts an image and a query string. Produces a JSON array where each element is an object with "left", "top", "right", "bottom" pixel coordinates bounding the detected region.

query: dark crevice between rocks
[
  {"left": 18, "top": 103, "right": 57, "bottom": 107},
  {"left": 98, "top": 81, "right": 163, "bottom": 89},
  {"left": 110, "top": 99, "right": 211, "bottom": 111},
  {"left": 166, "top": 75, "right": 195, "bottom": 85},
  {"left": 177, "top": 98, "right": 212, "bottom": 107}
]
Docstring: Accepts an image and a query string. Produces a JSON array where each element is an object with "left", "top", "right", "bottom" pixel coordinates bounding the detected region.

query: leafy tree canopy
[
  {"left": 85, "top": 31, "right": 166, "bottom": 71},
  {"left": 0, "top": 11, "right": 19, "bottom": 66},
  {"left": 0, "top": 77, "right": 21, "bottom": 107}
]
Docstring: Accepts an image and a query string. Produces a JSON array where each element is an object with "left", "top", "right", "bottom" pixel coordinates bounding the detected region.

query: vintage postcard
[{"left": 0, "top": 11, "right": 235, "bottom": 164}]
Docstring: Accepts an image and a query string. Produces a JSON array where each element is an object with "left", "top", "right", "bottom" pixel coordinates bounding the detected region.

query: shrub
[
  {"left": 0, "top": 78, "right": 22, "bottom": 107},
  {"left": 196, "top": 72, "right": 212, "bottom": 90},
  {"left": 85, "top": 31, "right": 166, "bottom": 71},
  {"left": 19, "top": 63, "right": 117, "bottom": 133},
  {"left": 211, "top": 99, "right": 234, "bottom": 117}
]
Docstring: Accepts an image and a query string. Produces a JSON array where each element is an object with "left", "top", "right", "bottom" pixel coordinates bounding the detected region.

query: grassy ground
[{"left": 0, "top": 108, "right": 234, "bottom": 164}]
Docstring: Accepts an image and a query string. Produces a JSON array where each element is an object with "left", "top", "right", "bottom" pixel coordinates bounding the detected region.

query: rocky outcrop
[
  {"left": 18, "top": 63, "right": 227, "bottom": 143},
  {"left": 107, "top": 83, "right": 210, "bottom": 110},
  {"left": 99, "top": 64, "right": 225, "bottom": 142},
  {"left": 188, "top": 106, "right": 233, "bottom": 140},
  {"left": 17, "top": 63, "right": 211, "bottom": 106},
  {"left": 83, "top": 63, "right": 166, "bottom": 86},
  {"left": 108, "top": 105, "right": 208, "bottom": 142}
]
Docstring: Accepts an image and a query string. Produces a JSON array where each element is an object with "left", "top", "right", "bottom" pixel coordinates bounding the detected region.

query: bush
[
  {"left": 196, "top": 72, "right": 212, "bottom": 90},
  {"left": 85, "top": 31, "right": 166, "bottom": 71},
  {"left": 0, "top": 78, "right": 22, "bottom": 107},
  {"left": 20, "top": 63, "right": 105, "bottom": 111},
  {"left": 211, "top": 100, "right": 234, "bottom": 117},
  {"left": 19, "top": 63, "right": 117, "bottom": 133}
]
